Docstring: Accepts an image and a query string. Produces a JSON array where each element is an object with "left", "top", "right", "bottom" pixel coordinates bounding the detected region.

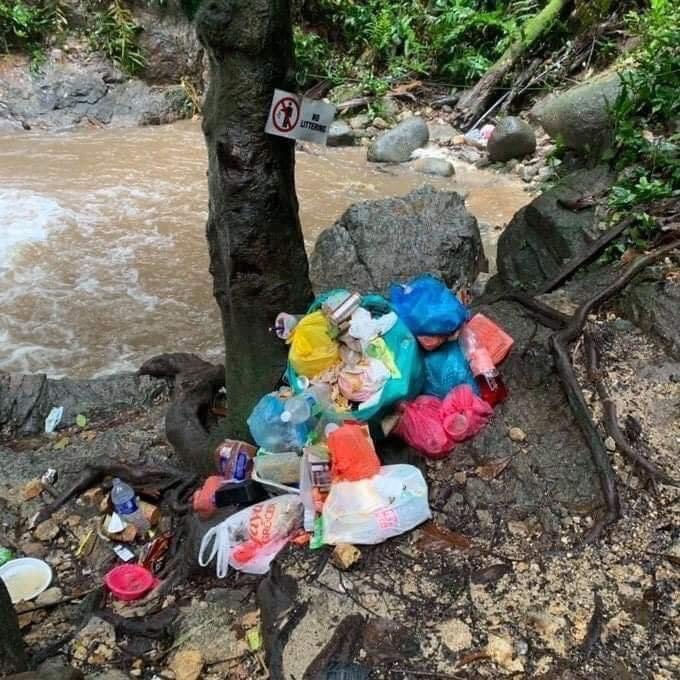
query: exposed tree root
[{"left": 580, "top": 591, "right": 604, "bottom": 660}]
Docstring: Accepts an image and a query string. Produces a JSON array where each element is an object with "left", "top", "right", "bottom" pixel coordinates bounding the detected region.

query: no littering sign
[{"left": 265, "top": 89, "right": 336, "bottom": 145}]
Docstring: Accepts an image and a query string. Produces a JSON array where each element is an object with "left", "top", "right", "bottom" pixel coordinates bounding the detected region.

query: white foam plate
[{"left": 0, "top": 557, "right": 53, "bottom": 603}]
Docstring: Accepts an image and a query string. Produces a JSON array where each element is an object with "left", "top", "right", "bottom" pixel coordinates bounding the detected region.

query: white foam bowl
[{"left": 0, "top": 557, "right": 53, "bottom": 603}]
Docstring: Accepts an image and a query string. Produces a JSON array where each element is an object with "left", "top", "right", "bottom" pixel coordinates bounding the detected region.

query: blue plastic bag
[
  {"left": 247, "top": 393, "right": 310, "bottom": 452},
  {"left": 286, "top": 291, "right": 424, "bottom": 425},
  {"left": 389, "top": 274, "right": 469, "bottom": 336},
  {"left": 422, "top": 341, "right": 478, "bottom": 398}
]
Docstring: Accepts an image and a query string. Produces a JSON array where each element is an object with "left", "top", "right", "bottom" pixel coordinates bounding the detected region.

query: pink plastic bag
[
  {"left": 394, "top": 396, "right": 453, "bottom": 459},
  {"left": 441, "top": 384, "right": 493, "bottom": 442}
]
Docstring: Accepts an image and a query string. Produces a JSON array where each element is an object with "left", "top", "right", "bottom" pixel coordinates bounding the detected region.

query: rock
[
  {"left": 309, "top": 186, "right": 486, "bottom": 294},
  {"left": 35, "top": 587, "right": 63, "bottom": 607},
  {"left": 22, "top": 479, "right": 43, "bottom": 500},
  {"left": 372, "top": 116, "right": 389, "bottom": 129},
  {"left": 530, "top": 71, "right": 622, "bottom": 152},
  {"left": 518, "top": 164, "right": 538, "bottom": 182},
  {"left": 439, "top": 618, "right": 472, "bottom": 653},
  {"left": 507, "top": 520, "right": 531, "bottom": 537},
  {"left": 34, "top": 519, "right": 59, "bottom": 542},
  {"left": 205, "top": 586, "right": 250, "bottom": 609},
  {"left": 620, "top": 278, "right": 680, "bottom": 360},
  {"left": 71, "top": 616, "right": 116, "bottom": 665},
  {"left": 487, "top": 117, "right": 537, "bottom": 162},
  {"left": 349, "top": 113, "right": 371, "bottom": 129},
  {"left": 413, "top": 157, "right": 455, "bottom": 177},
  {"left": 331, "top": 543, "right": 361, "bottom": 570},
  {"left": 169, "top": 649, "right": 205, "bottom": 680},
  {"left": 88, "top": 672, "right": 130, "bottom": 680},
  {"left": 509, "top": 427, "right": 527, "bottom": 442},
  {"left": 605, "top": 436, "right": 616, "bottom": 452},
  {"left": 496, "top": 165, "right": 615, "bottom": 290},
  {"left": 367, "top": 117, "right": 429, "bottom": 163},
  {"left": 0, "top": 371, "right": 170, "bottom": 437},
  {"left": 428, "top": 122, "right": 457, "bottom": 143},
  {"left": 453, "top": 471, "right": 467, "bottom": 485},
  {"left": 20, "top": 541, "right": 47, "bottom": 558},
  {"left": 81, "top": 487, "right": 104, "bottom": 507},
  {"left": 397, "top": 110, "right": 413, "bottom": 122},
  {"left": 485, "top": 633, "right": 524, "bottom": 673},
  {"left": 326, "top": 120, "right": 354, "bottom": 147}
]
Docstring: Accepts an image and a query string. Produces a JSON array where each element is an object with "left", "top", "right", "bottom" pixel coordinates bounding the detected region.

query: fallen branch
[{"left": 552, "top": 239, "right": 680, "bottom": 541}]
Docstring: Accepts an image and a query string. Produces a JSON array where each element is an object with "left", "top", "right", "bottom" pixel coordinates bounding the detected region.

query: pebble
[
  {"left": 169, "top": 649, "right": 205, "bottom": 680},
  {"left": 22, "top": 479, "right": 44, "bottom": 500},
  {"left": 36, "top": 586, "right": 63, "bottom": 606},
  {"left": 438, "top": 618, "right": 472, "bottom": 653},
  {"left": 509, "top": 427, "right": 527, "bottom": 443},
  {"left": 605, "top": 436, "right": 616, "bottom": 452},
  {"left": 453, "top": 471, "right": 467, "bottom": 485},
  {"left": 34, "top": 519, "right": 59, "bottom": 542},
  {"left": 372, "top": 116, "right": 389, "bottom": 129}
]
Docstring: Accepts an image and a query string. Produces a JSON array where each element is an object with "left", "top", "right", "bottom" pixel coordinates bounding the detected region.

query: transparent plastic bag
[
  {"left": 198, "top": 495, "right": 303, "bottom": 576},
  {"left": 322, "top": 465, "right": 431, "bottom": 545},
  {"left": 389, "top": 274, "right": 469, "bottom": 336},
  {"left": 247, "top": 392, "right": 309, "bottom": 452}
]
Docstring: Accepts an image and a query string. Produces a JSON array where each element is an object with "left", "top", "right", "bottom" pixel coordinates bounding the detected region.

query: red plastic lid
[{"left": 105, "top": 564, "right": 155, "bottom": 601}]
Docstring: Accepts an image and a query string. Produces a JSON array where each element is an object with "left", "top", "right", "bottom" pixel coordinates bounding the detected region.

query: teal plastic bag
[{"left": 286, "top": 291, "right": 424, "bottom": 424}]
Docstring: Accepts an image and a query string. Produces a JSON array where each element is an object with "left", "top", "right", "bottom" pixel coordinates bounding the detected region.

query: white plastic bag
[
  {"left": 322, "top": 465, "right": 431, "bottom": 545},
  {"left": 198, "top": 495, "right": 303, "bottom": 577}
]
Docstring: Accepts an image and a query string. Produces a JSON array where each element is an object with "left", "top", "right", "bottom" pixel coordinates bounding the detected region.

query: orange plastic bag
[
  {"left": 328, "top": 422, "right": 381, "bottom": 482},
  {"left": 466, "top": 314, "right": 514, "bottom": 365}
]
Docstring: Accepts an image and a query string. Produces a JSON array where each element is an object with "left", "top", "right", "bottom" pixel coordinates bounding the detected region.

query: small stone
[
  {"left": 439, "top": 618, "right": 472, "bottom": 653},
  {"left": 507, "top": 520, "right": 530, "bottom": 537},
  {"left": 509, "top": 427, "right": 527, "bottom": 443},
  {"left": 397, "top": 110, "right": 413, "bottom": 122},
  {"left": 486, "top": 633, "right": 524, "bottom": 672},
  {"left": 413, "top": 157, "right": 455, "bottom": 177},
  {"left": 349, "top": 113, "right": 371, "bottom": 129},
  {"left": 506, "top": 159, "right": 519, "bottom": 170},
  {"left": 64, "top": 514, "right": 81, "bottom": 527},
  {"left": 453, "top": 471, "right": 467, "bottom": 485},
  {"left": 81, "top": 487, "right": 104, "bottom": 507},
  {"left": 169, "top": 649, "right": 205, "bottom": 680},
  {"left": 36, "top": 586, "right": 63, "bottom": 606},
  {"left": 372, "top": 117, "right": 389, "bottom": 129},
  {"left": 605, "top": 436, "right": 616, "bottom": 452},
  {"left": 21, "top": 541, "right": 48, "bottom": 558},
  {"left": 22, "top": 479, "right": 44, "bottom": 500},
  {"left": 34, "top": 519, "right": 60, "bottom": 542},
  {"left": 331, "top": 543, "right": 362, "bottom": 570}
]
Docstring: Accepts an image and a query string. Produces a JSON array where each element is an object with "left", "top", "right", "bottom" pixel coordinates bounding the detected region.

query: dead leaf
[
  {"left": 470, "top": 563, "right": 512, "bottom": 584},
  {"left": 475, "top": 457, "right": 512, "bottom": 481},
  {"left": 416, "top": 521, "right": 471, "bottom": 552},
  {"left": 53, "top": 436, "right": 70, "bottom": 450},
  {"left": 80, "top": 431, "right": 97, "bottom": 441}
]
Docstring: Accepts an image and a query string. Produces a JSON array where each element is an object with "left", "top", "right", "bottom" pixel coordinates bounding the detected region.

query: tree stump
[
  {"left": 0, "top": 578, "right": 27, "bottom": 675},
  {"left": 196, "top": 0, "right": 313, "bottom": 443}
]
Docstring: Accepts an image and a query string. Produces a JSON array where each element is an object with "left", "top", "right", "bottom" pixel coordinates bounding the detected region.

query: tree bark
[
  {"left": 0, "top": 578, "right": 27, "bottom": 675},
  {"left": 455, "top": 0, "right": 570, "bottom": 128},
  {"left": 195, "top": 0, "right": 314, "bottom": 442}
]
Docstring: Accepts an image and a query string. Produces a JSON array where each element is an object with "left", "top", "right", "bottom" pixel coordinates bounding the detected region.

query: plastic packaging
[
  {"left": 198, "top": 495, "right": 303, "bottom": 576},
  {"left": 247, "top": 392, "right": 310, "bottom": 452},
  {"left": 105, "top": 564, "right": 156, "bottom": 601},
  {"left": 459, "top": 326, "right": 508, "bottom": 407},
  {"left": 322, "top": 465, "right": 431, "bottom": 545},
  {"left": 337, "top": 358, "right": 390, "bottom": 403},
  {"left": 254, "top": 451, "right": 301, "bottom": 486},
  {"left": 111, "top": 478, "right": 150, "bottom": 532},
  {"left": 347, "top": 307, "right": 398, "bottom": 350},
  {"left": 389, "top": 274, "right": 469, "bottom": 336},
  {"left": 299, "top": 445, "right": 332, "bottom": 531},
  {"left": 393, "top": 396, "right": 453, "bottom": 458},
  {"left": 288, "top": 310, "right": 340, "bottom": 378},
  {"left": 281, "top": 384, "right": 331, "bottom": 425},
  {"left": 417, "top": 335, "right": 449, "bottom": 351},
  {"left": 192, "top": 476, "right": 227, "bottom": 520},
  {"left": 440, "top": 384, "right": 493, "bottom": 442},
  {"left": 214, "top": 440, "right": 257, "bottom": 481},
  {"left": 422, "top": 341, "right": 478, "bottom": 398},
  {"left": 0, "top": 547, "right": 13, "bottom": 567},
  {"left": 466, "top": 313, "right": 514, "bottom": 365},
  {"left": 273, "top": 313, "right": 302, "bottom": 340},
  {"left": 328, "top": 422, "right": 381, "bottom": 482}
]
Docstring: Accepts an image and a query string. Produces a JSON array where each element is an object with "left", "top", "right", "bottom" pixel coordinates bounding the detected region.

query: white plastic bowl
[{"left": 0, "top": 557, "right": 53, "bottom": 603}]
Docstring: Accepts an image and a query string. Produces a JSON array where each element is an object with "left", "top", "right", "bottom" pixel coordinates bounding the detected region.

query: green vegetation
[
  {"left": 89, "top": 0, "right": 146, "bottom": 74},
  {"left": 606, "top": 0, "right": 679, "bottom": 255},
  {"left": 295, "top": 1, "right": 546, "bottom": 92},
  {"left": 0, "top": 1, "right": 66, "bottom": 61}
]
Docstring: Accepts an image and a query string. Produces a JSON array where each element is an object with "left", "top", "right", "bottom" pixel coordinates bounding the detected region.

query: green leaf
[{"left": 76, "top": 414, "right": 88, "bottom": 428}]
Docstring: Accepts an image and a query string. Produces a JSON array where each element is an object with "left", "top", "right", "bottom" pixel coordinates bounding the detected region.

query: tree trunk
[
  {"left": 455, "top": 0, "right": 570, "bottom": 128},
  {"left": 195, "top": 0, "right": 314, "bottom": 443},
  {"left": 0, "top": 578, "right": 27, "bottom": 675}
]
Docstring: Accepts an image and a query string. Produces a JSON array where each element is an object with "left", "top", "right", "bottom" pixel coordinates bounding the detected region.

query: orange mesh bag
[
  {"left": 328, "top": 422, "right": 381, "bottom": 482},
  {"left": 466, "top": 314, "right": 514, "bottom": 365}
]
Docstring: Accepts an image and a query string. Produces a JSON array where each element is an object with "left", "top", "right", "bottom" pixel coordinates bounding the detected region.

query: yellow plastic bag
[{"left": 288, "top": 311, "right": 340, "bottom": 378}]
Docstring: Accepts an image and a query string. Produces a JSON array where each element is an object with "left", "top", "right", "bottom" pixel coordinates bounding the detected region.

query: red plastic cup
[{"left": 105, "top": 564, "right": 156, "bottom": 601}]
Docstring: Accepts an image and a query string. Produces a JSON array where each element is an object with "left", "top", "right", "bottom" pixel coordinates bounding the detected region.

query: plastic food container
[
  {"left": 252, "top": 451, "right": 301, "bottom": 496},
  {"left": 105, "top": 564, "right": 156, "bottom": 601},
  {"left": 0, "top": 557, "right": 52, "bottom": 603}
]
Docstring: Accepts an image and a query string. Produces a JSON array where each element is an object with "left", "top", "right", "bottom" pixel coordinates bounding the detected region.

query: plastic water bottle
[
  {"left": 281, "top": 385, "right": 330, "bottom": 425},
  {"left": 111, "top": 478, "right": 149, "bottom": 532},
  {"left": 459, "top": 327, "right": 507, "bottom": 407}
]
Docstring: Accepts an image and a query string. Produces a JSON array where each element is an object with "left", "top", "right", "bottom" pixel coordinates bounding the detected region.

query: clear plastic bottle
[
  {"left": 281, "top": 384, "right": 331, "bottom": 425},
  {"left": 459, "top": 326, "right": 508, "bottom": 406},
  {"left": 111, "top": 478, "right": 149, "bottom": 532}
]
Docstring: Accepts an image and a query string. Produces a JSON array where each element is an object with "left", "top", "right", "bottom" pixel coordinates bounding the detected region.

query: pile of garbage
[{"left": 195, "top": 274, "right": 514, "bottom": 577}]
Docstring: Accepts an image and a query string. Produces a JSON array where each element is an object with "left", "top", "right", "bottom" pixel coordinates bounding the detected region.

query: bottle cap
[
  {"left": 280, "top": 411, "right": 292, "bottom": 423},
  {"left": 324, "top": 423, "right": 340, "bottom": 437}
]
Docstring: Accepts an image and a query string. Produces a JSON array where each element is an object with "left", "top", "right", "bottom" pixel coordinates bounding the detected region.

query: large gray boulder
[
  {"left": 413, "top": 157, "right": 455, "bottom": 177},
  {"left": 309, "top": 185, "right": 486, "bottom": 294},
  {"left": 326, "top": 120, "right": 354, "bottom": 147},
  {"left": 367, "top": 116, "right": 429, "bottom": 162},
  {"left": 530, "top": 71, "right": 622, "bottom": 152},
  {"left": 496, "top": 166, "right": 615, "bottom": 290},
  {"left": 487, "top": 116, "right": 536, "bottom": 162}
]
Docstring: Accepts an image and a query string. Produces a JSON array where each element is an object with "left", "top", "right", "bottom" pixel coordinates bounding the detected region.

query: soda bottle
[
  {"left": 459, "top": 326, "right": 507, "bottom": 407},
  {"left": 111, "top": 478, "right": 149, "bottom": 533},
  {"left": 280, "top": 384, "right": 331, "bottom": 425}
]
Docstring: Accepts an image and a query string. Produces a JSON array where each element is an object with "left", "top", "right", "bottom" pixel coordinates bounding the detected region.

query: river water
[{"left": 0, "top": 119, "right": 529, "bottom": 378}]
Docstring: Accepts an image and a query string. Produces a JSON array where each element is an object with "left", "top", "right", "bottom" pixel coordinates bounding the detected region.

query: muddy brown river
[{"left": 0, "top": 120, "right": 530, "bottom": 377}]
